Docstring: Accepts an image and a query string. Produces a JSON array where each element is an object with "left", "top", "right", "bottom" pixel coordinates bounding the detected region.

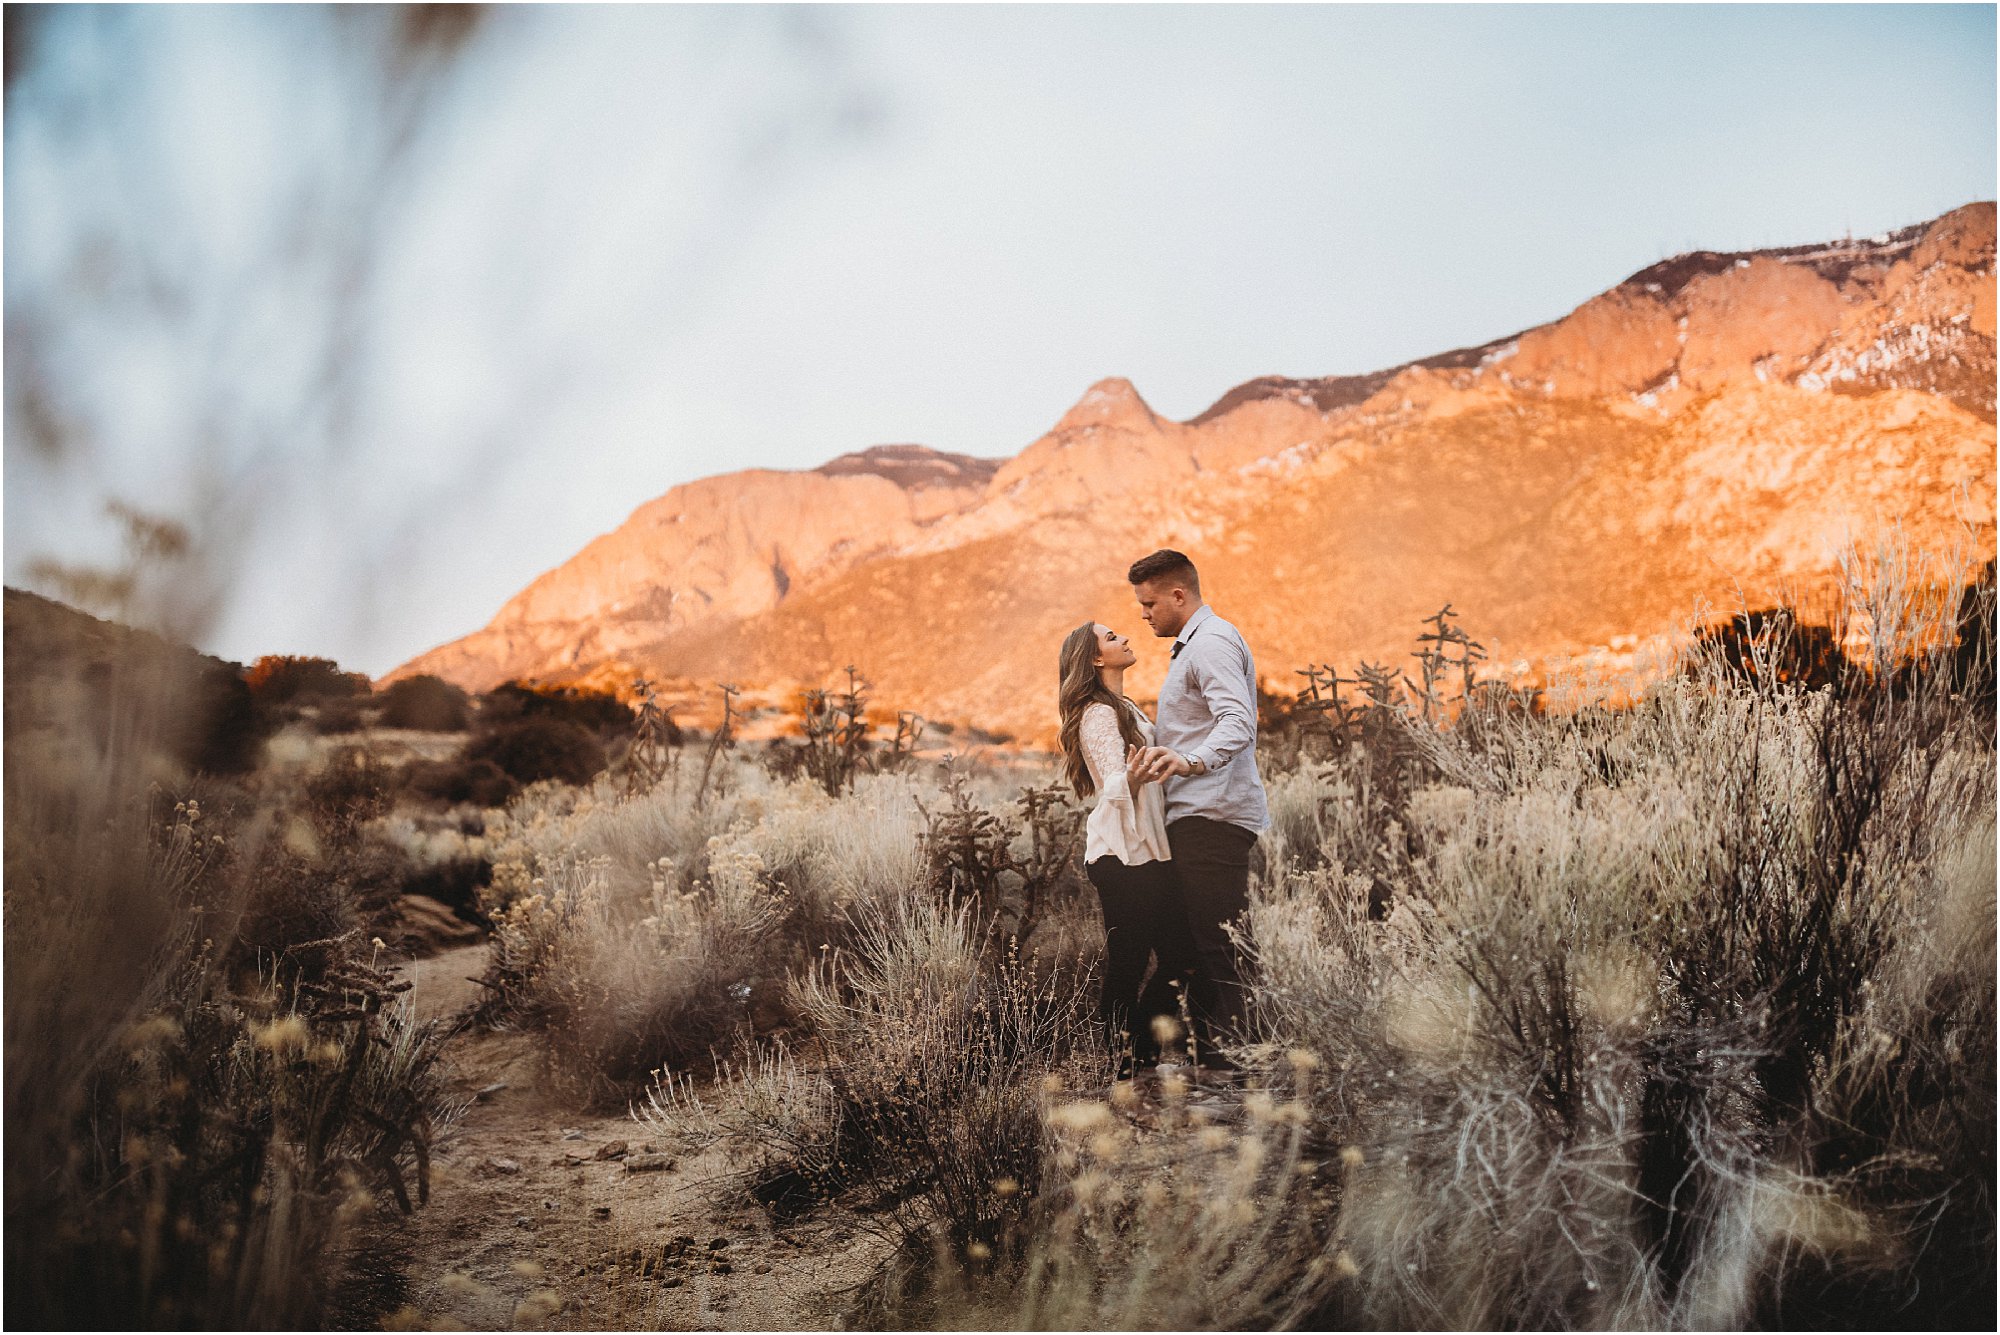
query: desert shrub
[
  {"left": 379, "top": 674, "right": 471, "bottom": 731},
  {"left": 227, "top": 748, "right": 417, "bottom": 981},
  {"left": 401, "top": 754, "right": 519, "bottom": 809},
  {"left": 1692, "top": 605, "right": 1855, "bottom": 691},
  {"left": 1950, "top": 557, "right": 1996, "bottom": 707},
  {"left": 469, "top": 761, "right": 932, "bottom": 1084},
  {"left": 464, "top": 715, "right": 606, "bottom": 787},
  {"left": 645, "top": 896, "right": 1110, "bottom": 1262},
  {"left": 245, "top": 653, "right": 370, "bottom": 706},
  {"left": 309, "top": 691, "right": 376, "bottom": 734},
  {"left": 483, "top": 844, "right": 787, "bottom": 1101},
  {"left": 73, "top": 651, "right": 273, "bottom": 773},
  {"left": 188, "top": 660, "right": 271, "bottom": 771},
  {"left": 479, "top": 681, "right": 633, "bottom": 737}
]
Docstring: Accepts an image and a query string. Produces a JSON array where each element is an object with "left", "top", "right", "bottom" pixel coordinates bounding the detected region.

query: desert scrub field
[
  {"left": 4, "top": 548, "right": 1991, "bottom": 1331},
  {"left": 468, "top": 551, "right": 1994, "bottom": 1330}
]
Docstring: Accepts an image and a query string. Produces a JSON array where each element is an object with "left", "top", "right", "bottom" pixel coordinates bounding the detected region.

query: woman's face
[{"left": 1093, "top": 623, "right": 1137, "bottom": 672}]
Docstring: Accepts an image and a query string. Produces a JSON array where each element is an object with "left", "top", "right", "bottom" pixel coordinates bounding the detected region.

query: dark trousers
[
  {"left": 1085, "top": 856, "right": 1200, "bottom": 1063},
  {"left": 1166, "top": 816, "right": 1260, "bottom": 1058}
]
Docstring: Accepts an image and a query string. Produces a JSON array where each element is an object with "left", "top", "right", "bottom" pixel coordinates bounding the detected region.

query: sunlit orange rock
[{"left": 390, "top": 205, "right": 1996, "bottom": 744}]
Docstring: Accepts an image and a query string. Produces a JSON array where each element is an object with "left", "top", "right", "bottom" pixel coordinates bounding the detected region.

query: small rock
[
  {"left": 474, "top": 1081, "right": 508, "bottom": 1101},
  {"left": 707, "top": 1237, "right": 729, "bottom": 1251},
  {"left": 754, "top": 1262, "right": 773, "bottom": 1275},
  {"left": 560, "top": 1127, "right": 585, "bottom": 1140},
  {"left": 514, "top": 1216, "right": 532, "bottom": 1229},
  {"left": 542, "top": 1198, "right": 557, "bottom": 1210},
  {"left": 661, "top": 1276, "right": 683, "bottom": 1289},
  {"left": 593, "top": 1139, "right": 629, "bottom": 1161},
  {"left": 591, "top": 1206, "right": 611, "bottom": 1220},
  {"left": 711, "top": 1260, "right": 734, "bottom": 1276},
  {"left": 622, "top": 1153, "right": 675, "bottom": 1173},
  {"left": 487, "top": 1157, "right": 522, "bottom": 1176}
]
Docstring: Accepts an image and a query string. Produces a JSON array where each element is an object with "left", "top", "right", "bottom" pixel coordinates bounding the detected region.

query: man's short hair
[{"left": 1127, "top": 549, "right": 1200, "bottom": 594}]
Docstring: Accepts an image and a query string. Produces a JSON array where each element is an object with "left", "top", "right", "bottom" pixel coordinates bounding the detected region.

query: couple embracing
[{"left": 1056, "top": 548, "right": 1268, "bottom": 1080}]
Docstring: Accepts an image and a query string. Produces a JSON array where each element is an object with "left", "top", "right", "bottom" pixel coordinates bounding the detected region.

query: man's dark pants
[{"left": 1166, "top": 815, "right": 1260, "bottom": 1060}]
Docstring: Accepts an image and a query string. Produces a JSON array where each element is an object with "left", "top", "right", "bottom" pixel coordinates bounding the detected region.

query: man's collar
[{"left": 1175, "top": 603, "right": 1215, "bottom": 647}]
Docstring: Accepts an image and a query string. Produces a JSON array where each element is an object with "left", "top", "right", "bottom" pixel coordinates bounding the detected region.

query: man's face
[{"left": 1133, "top": 578, "right": 1191, "bottom": 639}]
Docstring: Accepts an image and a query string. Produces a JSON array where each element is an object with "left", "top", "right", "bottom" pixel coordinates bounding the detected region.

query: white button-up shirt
[{"left": 1154, "top": 604, "right": 1270, "bottom": 833}]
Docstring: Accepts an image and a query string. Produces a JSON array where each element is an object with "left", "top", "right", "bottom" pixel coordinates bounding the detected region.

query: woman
[{"left": 1057, "top": 620, "right": 1197, "bottom": 1076}]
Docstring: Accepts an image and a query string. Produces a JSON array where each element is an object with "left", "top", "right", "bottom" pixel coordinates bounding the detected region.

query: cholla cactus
[
  {"left": 915, "top": 763, "right": 1082, "bottom": 945},
  {"left": 695, "top": 682, "right": 739, "bottom": 808},
  {"left": 620, "top": 677, "right": 679, "bottom": 796},
  {"left": 798, "top": 666, "right": 871, "bottom": 796}
]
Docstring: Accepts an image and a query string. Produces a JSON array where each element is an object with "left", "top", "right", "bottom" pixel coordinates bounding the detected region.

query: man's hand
[{"left": 1138, "top": 746, "right": 1196, "bottom": 782}]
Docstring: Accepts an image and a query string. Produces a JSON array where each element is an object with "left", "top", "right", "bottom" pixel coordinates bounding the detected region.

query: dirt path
[{"left": 383, "top": 944, "right": 891, "bottom": 1332}]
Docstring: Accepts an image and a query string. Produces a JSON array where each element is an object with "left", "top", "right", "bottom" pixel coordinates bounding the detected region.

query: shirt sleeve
[
  {"left": 1079, "top": 702, "right": 1132, "bottom": 804},
  {"left": 1186, "top": 635, "right": 1258, "bottom": 773}
]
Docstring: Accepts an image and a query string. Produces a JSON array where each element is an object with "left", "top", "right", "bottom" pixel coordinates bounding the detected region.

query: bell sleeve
[{"left": 1080, "top": 702, "right": 1132, "bottom": 805}]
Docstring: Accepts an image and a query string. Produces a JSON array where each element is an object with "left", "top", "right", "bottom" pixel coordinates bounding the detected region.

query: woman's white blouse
[{"left": 1079, "top": 700, "right": 1173, "bottom": 866}]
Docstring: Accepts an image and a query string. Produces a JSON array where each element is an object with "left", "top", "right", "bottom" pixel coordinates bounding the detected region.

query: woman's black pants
[{"left": 1085, "top": 855, "right": 1200, "bottom": 1063}]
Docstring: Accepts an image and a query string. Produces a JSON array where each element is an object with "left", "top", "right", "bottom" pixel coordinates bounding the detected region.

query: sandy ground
[{"left": 379, "top": 944, "right": 893, "bottom": 1332}]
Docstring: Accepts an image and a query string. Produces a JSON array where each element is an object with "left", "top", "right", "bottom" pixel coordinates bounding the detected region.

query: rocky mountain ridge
[{"left": 391, "top": 203, "right": 1996, "bottom": 743}]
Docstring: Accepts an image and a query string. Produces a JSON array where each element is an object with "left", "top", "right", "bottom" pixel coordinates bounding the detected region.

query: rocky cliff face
[{"left": 391, "top": 204, "right": 1996, "bottom": 743}]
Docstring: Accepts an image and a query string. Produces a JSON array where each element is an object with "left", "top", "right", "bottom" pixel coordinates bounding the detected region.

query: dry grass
[{"left": 3, "top": 651, "right": 464, "bottom": 1328}]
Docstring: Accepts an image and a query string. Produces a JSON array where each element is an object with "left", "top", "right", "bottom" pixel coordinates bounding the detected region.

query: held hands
[{"left": 1126, "top": 745, "right": 1195, "bottom": 787}]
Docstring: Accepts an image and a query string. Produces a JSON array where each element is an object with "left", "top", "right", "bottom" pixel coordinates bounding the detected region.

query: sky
[{"left": 5, "top": 3, "right": 1995, "bottom": 675}]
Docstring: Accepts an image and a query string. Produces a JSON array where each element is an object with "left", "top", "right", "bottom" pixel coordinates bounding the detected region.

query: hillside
[
  {"left": 391, "top": 204, "right": 1998, "bottom": 742},
  {"left": 3, "top": 587, "right": 265, "bottom": 774}
]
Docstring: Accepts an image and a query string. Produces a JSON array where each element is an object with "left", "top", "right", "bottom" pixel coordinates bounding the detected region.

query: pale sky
[{"left": 6, "top": 3, "right": 1994, "bottom": 674}]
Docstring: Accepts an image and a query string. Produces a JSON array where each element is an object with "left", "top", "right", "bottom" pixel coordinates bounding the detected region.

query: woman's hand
[{"left": 1124, "top": 744, "right": 1156, "bottom": 790}]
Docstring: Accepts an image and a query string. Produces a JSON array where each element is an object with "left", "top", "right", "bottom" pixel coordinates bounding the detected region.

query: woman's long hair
[{"left": 1057, "top": 620, "right": 1145, "bottom": 799}]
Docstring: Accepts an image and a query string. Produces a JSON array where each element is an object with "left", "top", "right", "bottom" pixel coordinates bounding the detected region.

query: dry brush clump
[
  {"left": 4, "top": 658, "right": 463, "bottom": 1328},
  {"left": 467, "top": 758, "right": 938, "bottom": 1097},
  {"left": 643, "top": 895, "right": 1111, "bottom": 1267}
]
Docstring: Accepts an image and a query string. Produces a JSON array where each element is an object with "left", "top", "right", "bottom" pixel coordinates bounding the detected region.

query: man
[{"left": 1128, "top": 548, "right": 1269, "bottom": 1071}]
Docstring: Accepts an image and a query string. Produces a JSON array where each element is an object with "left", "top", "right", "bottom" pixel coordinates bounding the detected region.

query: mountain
[{"left": 390, "top": 203, "right": 1997, "bottom": 744}]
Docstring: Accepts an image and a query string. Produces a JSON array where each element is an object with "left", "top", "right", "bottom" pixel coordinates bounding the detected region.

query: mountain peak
[{"left": 1052, "top": 377, "right": 1164, "bottom": 434}]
